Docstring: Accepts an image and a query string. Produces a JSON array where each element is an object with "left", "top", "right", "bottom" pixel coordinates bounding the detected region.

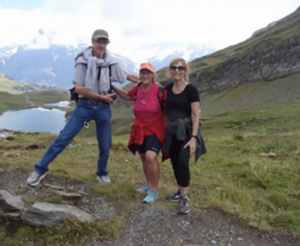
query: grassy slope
[
  {"left": 0, "top": 90, "right": 70, "bottom": 115},
  {"left": 0, "top": 73, "right": 42, "bottom": 94},
  {"left": 1, "top": 101, "right": 300, "bottom": 235},
  {"left": 183, "top": 7, "right": 300, "bottom": 76}
]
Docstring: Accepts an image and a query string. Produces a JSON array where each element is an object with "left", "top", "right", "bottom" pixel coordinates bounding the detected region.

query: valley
[{"left": 0, "top": 4, "right": 299, "bottom": 246}]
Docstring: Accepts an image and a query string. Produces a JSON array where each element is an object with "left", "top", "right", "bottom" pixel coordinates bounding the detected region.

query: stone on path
[
  {"left": 22, "top": 202, "right": 94, "bottom": 227},
  {"left": 3, "top": 212, "right": 22, "bottom": 221},
  {"left": 56, "top": 190, "right": 83, "bottom": 199},
  {"left": 0, "top": 190, "right": 24, "bottom": 212}
]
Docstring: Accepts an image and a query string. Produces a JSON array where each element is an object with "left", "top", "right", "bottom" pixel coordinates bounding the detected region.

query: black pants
[{"left": 169, "top": 136, "right": 191, "bottom": 188}]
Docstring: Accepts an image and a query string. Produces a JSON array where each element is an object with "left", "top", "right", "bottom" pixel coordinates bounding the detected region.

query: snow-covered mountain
[
  {"left": 137, "top": 42, "right": 216, "bottom": 70},
  {"left": 0, "top": 30, "right": 139, "bottom": 89},
  {"left": 0, "top": 29, "right": 215, "bottom": 89}
]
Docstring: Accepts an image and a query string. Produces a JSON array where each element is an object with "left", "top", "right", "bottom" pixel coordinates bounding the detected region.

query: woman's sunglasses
[{"left": 170, "top": 66, "right": 186, "bottom": 71}]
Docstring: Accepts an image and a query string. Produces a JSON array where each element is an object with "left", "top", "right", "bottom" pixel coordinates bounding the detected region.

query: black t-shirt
[{"left": 165, "top": 83, "right": 200, "bottom": 122}]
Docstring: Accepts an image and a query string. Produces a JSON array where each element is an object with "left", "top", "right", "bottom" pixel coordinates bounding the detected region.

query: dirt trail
[
  {"left": 0, "top": 163, "right": 299, "bottom": 246},
  {"left": 25, "top": 95, "right": 34, "bottom": 106}
]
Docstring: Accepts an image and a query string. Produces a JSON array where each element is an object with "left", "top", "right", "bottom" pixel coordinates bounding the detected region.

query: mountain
[
  {"left": 0, "top": 73, "right": 63, "bottom": 94},
  {"left": 139, "top": 42, "right": 215, "bottom": 70},
  {"left": 0, "top": 30, "right": 139, "bottom": 89},
  {"left": 179, "top": 7, "right": 300, "bottom": 95},
  {"left": 114, "top": 7, "right": 300, "bottom": 114}
]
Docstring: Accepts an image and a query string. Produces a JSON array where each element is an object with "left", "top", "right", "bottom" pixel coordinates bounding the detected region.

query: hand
[
  {"left": 184, "top": 137, "right": 196, "bottom": 156},
  {"left": 100, "top": 94, "right": 116, "bottom": 104},
  {"left": 135, "top": 80, "right": 142, "bottom": 87}
]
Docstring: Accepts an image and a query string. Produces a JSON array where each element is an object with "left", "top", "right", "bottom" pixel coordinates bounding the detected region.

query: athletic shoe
[
  {"left": 143, "top": 188, "right": 158, "bottom": 204},
  {"left": 26, "top": 171, "right": 46, "bottom": 187},
  {"left": 97, "top": 175, "right": 111, "bottom": 183},
  {"left": 166, "top": 190, "right": 181, "bottom": 202},
  {"left": 137, "top": 184, "right": 150, "bottom": 193},
  {"left": 177, "top": 196, "right": 190, "bottom": 214}
]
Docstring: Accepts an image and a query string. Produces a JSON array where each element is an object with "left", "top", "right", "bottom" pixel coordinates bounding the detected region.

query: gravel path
[{"left": 0, "top": 163, "right": 299, "bottom": 246}]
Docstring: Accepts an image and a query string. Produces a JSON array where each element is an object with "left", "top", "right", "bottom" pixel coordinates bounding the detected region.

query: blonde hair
[{"left": 167, "top": 57, "right": 190, "bottom": 82}]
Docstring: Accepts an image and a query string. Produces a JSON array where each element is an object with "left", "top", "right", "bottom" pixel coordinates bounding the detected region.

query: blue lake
[{"left": 0, "top": 105, "right": 68, "bottom": 134}]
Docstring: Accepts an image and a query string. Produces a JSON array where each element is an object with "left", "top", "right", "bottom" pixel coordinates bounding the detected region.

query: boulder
[
  {"left": 0, "top": 190, "right": 24, "bottom": 212},
  {"left": 22, "top": 202, "right": 94, "bottom": 227}
]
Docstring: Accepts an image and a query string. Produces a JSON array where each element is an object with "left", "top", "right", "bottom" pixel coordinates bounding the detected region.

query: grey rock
[
  {"left": 56, "top": 191, "right": 82, "bottom": 199},
  {"left": 3, "top": 212, "right": 22, "bottom": 221},
  {"left": 22, "top": 202, "right": 94, "bottom": 227},
  {"left": 43, "top": 184, "right": 65, "bottom": 190},
  {"left": 0, "top": 190, "right": 24, "bottom": 212}
]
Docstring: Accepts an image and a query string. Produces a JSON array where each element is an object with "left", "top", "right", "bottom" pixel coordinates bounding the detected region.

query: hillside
[
  {"left": 0, "top": 90, "right": 69, "bottom": 115},
  {"left": 0, "top": 101, "right": 300, "bottom": 245},
  {"left": 0, "top": 73, "right": 63, "bottom": 94},
  {"left": 175, "top": 6, "right": 300, "bottom": 92},
  {"left": 114, "top": 7, "right": 300, "bottom": 111}
]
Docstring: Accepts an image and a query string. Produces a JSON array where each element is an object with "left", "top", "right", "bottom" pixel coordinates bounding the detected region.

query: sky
[{"left": 0, "top": 0, "right": 299, "bottom": 61}]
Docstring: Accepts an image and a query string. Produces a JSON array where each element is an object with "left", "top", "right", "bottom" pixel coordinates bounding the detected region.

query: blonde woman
[{"left": 163, "top": 58, "right": 206, "bottom": 214}]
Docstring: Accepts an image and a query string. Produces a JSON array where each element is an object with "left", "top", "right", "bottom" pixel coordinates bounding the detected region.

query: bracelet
[{"left": 191, "top": 135, "right": 197, "bottom": 139}]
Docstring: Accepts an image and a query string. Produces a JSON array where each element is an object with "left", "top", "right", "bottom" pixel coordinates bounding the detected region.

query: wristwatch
[{"left": 191, "top": 135, "right": 197, "bottom": 139}]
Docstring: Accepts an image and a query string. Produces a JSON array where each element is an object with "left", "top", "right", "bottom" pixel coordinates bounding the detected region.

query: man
[{"left": 26, "top": 29, "right": 139, "bottom": 187}]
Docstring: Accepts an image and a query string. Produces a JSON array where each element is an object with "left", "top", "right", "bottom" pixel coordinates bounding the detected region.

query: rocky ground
[{"left": 0, "top": 163, "right": 299, "bottom": 246}]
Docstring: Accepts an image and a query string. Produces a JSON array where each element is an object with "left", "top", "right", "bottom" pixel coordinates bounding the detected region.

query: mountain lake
[{"left": 0, "top": 101, "right": 70, "bottom": 134}]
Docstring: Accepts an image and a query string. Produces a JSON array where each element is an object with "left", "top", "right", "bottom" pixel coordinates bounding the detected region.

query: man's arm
[
  {"left": 74, "top": 83, "right": 102, "bottom": 100},
  {"left": 111, "top": 64, "right": 139, "bottom": 84},
  {"left": 127, "top": 74, "right": 139, "bottom": 84}
]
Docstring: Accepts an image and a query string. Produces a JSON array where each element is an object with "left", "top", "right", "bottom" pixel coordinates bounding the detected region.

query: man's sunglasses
[{"left": 170, "top": 66, "right": 186, "bottom": 71}]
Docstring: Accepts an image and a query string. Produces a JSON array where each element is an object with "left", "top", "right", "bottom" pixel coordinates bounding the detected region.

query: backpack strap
[
  {"left": 97, "top": 65, "right": 113, "bottom": 90},
  {"left": 157, "top": 85, "right": 166, "bottom": 113},
  {"left": 132, "top": 82, "right": 142, "bottom": 101}
]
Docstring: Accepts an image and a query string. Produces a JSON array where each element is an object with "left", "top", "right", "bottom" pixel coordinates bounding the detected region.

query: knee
[{"left": 145, "top": 151, "right": 158, "bottom": 164}]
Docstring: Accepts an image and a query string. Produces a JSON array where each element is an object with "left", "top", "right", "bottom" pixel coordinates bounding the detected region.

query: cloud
[{"left": 0, "top": 0, "right": 299, "bottom": 62}]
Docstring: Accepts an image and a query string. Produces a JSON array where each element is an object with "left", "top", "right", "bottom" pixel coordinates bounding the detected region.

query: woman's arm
[
  {"left": 191, "top": 102, "right": 200, "bottom": 136},
  {"left": 111, "top": 84, "right": 133, "bottom": 101}
]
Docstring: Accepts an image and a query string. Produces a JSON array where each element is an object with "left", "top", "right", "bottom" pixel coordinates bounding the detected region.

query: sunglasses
[{"left": 170, "top": 66, "right": 186, "bottom": 71}]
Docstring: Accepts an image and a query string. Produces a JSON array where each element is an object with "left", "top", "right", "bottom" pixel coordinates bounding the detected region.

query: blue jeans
[{"left": 34, "top": 98, "right": 112, "bottom": 177}]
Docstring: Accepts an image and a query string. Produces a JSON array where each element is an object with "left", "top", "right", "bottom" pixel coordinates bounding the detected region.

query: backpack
[
  {"left": 70, "top": 64, "right": 115, "bottom": 105},
  {"left": 132, "top": 83, "right": 166, "bottom": 113}
]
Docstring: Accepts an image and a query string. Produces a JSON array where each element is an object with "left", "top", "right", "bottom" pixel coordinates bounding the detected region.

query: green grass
[
  {"left": 0, "top": 73, "right": 63, "bottom": 94},
  {"left": 43, "top": 195, "right": 62, "bottom": 204},
  {"left": 0, "top": 219, "right": 111, "bottom": 245},
  {"left": 0, "top": 73, "right": 41, "bottom": 94},
  {"left": 1, "top": 101, "right": 300, "bottom": 235},
  {"left": 0, "top": 90, "right": 70, "bottom": 115}
]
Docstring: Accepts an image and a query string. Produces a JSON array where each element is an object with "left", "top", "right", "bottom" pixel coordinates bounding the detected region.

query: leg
[
  {"left": 94, "top": 103, "right": 112, "bottom": 179},
  {"left": 144, "top": 135, "right": 161, "bottom": 192},
  {"left": 145, "top": 151, "right": 159, "bottom": 191},
  {"left": 34, "top": 105, "right": 92, "bottom": 174},
  {"left": 27, "top": 104, "right": 93, "bottom": 186},
  {"left": 142, "top": 135, "right": 161, "bottom": 204},
  {"left": 176, "top": 137, "right": 191, "bottom": 214},
  {"left": 140, "top": 153, "right": 150, "bottom": 186},
  {"left": 136, "top": 140, "right": 151, "bottom": 193}
]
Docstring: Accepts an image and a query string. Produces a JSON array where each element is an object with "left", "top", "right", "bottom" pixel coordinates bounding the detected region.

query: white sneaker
[
  {"left": 26, "top": 171, "right": 46, "bottom": 187},
  {"left": 97, "top": 175, "right": 111, "bottom": 183}
]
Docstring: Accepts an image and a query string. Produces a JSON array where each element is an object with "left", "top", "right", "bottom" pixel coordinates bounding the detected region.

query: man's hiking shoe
[
  {"left": 143, "top": 188, "right": 158, "bottom": 204},
  {"left": 97, "top": 175, "right": 111, "bottom": 183},
  {"left": 166, "top": 191, "right": 181, "bottom": 202},
  {"left": 26, "top": 171, "right": 46, "bottom": 187},
  {"left": 137, "top": 184, "right": 150, "bottom": 193},
  {"left": 177, "top": 196, "right": 190, "bottom": 214}
]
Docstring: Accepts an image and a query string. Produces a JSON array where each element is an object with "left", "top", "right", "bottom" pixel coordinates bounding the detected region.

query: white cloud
[{"left": 0, "top": 0, "right": 299, "bottom": 62}]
